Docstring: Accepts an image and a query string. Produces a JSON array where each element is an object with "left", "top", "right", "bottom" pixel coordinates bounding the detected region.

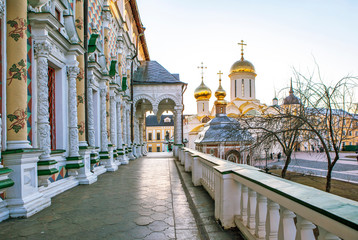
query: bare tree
[
  {"left": 242, "top": 105, "right": 304, "bottom": 178},
  {"left": 292, "top": 68, "right": 358, "bottom": 192}
]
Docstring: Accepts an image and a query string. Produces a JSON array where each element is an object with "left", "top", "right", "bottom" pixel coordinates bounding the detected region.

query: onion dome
[
  {"left": 214, "top": 73, "right": 227, "bottom": 106},
  {"left": 230, "top": 59, "right": 256, "bottom": 75},
  {"left": 194, "top": 80, "right": 212, "bottom": 101},
  {"left": 283, "top": 79, "right": 300, "bottom": 105}
]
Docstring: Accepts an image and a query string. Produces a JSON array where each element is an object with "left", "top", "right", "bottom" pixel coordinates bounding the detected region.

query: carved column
[
  {"left": 110, "top": 96, "right": 117, "bottom": 147},
  {"left": 67, "top": 66, "right": 81, "bottom": 157},
  {"left": 122, "top": 102, "right": 127, "bottom": 154},
  {"left": 127, "top": 106, "right": 135, "bottom": 160},
  {"left": 34, "top": 41, "right": 52, "bottom": 160},
  {"left": 116, "top": 98, "right": 128, "bottom": 164},
  {"left": 174, "top": 105, "right": 183, "bottom": 156},
  {"left": 100, "top": 87, "right": 108, "bottom": 152},
  {"left": 87, "top": 74, "right": 95, "bottom": 147},
  {"left": 0, "top": 1, "right": 4, "bottom": 19}
]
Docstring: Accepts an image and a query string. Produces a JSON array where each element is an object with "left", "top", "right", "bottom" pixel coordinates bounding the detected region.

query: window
[
  {"left": 157, "top": 132, "right": 160, "bottom": 140},
  {"left": 249, "top": 79, "right": 252, "bottom": 97},
  {"left": 349, "top": 142, "right": 352, "bottom": 145},
  {"left": 148, "top": 147, "right": 152, "bottom": 152},
  {"left": 235, "top": 80, "right": 237, "bottom": 98},
  {"left": 164, "top": 117, "right": 171, "bottom": 123},
  {"left": 157, "top": 146, "right": 160, "bottom": 152},
  {"left": 342, "top": 130, "right": 346, "bottom": 136},
  {"left": 349, "top": 131, "right": 352, "bottom": 136},
  {"left": 355, "top": 131, "right": 358, "bottom": 136},
  {"left": 148, "top": 133, "right": 152, "bottom": 140},
  {"left": 241, "top": 79, "right": 244, "bottom": 97}
]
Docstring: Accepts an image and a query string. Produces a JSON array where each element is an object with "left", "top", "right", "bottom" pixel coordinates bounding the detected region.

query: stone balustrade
[{"left": 178, "top": 147, "right": 358, "bottom": 240}]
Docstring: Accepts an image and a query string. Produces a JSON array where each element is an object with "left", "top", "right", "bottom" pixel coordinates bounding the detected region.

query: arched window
[{"left": 241, "top": 79, "right": 244, "bottom": 97}]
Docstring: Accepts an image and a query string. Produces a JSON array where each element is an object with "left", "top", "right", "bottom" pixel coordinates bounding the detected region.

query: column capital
[
  {"left": 34, "top": 41, "right": 52, "bottom": 58},
  {"left": 174, "top": 105, "right": 183, "bottom": 113},
  {"left": 67, "top": 66, "right": 80, "bottom": 78},
  {"left": 100, "top": 87, "right": 107, "bottom": 97}
]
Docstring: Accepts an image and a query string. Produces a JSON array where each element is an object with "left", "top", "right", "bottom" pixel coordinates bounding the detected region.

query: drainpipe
[
  {"left": 84, "top": 0, "right": 89, "bottom": 142},
  {"left": 130, "top": 32, "right": 144, "bottom": 143}
]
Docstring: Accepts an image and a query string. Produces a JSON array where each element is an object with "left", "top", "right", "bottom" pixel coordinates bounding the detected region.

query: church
[{"left": 184, "top": 41, "right": 267, "bottom": 154}]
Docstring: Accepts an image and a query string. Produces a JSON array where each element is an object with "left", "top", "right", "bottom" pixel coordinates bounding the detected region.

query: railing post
[
  {"left": 255, "top": 194, "right": 267, "bottom": 239},
  {"left": 278, "top": 207, "right": 296, "bottom": 240},
  {"left": 214, "top": 172, "right": 237, "bottom": 228},
  {"left": 266, "top": 200, "right": 280, "bottom": 240},
  {"left": 248, "top": 189, "right": 257, "bottom": 231},
  {"left": 317, "top": 227, "right": 340, "bottom": 240},
  {"left": 296, "top": 215, "right": 316, "bottom": 240},
  {"left": 183, "top": 150, "right": 189, "bottom": 166},
  {"left": 185, "top": 152, "right": 192, "bottom": 172},
  {"left": 191, "top": 156, "right": 202, "bottom": 186},
  {"left": 240, "top": 185, "right": 249, "bottom": 226}
]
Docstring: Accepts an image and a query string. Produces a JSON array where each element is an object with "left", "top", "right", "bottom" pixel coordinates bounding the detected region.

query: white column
[
  {"left": 266, "top": 200, "right": 280, "bottom": 240},
  {"left": 87, "top": 74, "right": 95, "bottom": 147},
  {"left": 34, "top": 41, "right": 52, "bottom": 161},
  {"left": 174, "top": 105, "right": 183, "bottom": 156},
  {"left": 110, "top": 96, "right": 117, "bottom": 147},
  {"left": 117, "top": 98, "right": 128, "bottom": 164},
  {"left": 100, "top": 87, "right": 108, "bottom": 152},
  {"left": 241, "top": 185, "right": 249, "bottom": 226},
  {"left": 278, "top": 207, "right": 296, "bottom": 240},
  {"left": 296, "top": 216, "right": 316, "bottom": 240},
  {"left": 255, "top": 194, "right": 267, "bottom": 239},
  {"left": 67, "top": 66, "right": 80, "bottom": 157},
  {"left": 127, "top": 106, "right": 135, "bottom": 160},
  {"left": 247, "top": 189, "right": 257, "bottom": 230}
]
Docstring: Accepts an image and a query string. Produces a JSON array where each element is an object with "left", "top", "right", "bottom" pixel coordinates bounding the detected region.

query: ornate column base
[
  {"left": 141, "top": 144, "right": 146, "bottom": 156},
  {"left": 77, "top": 147, "right": 97, "bottom": 185},
  {"left": 132, "top": 143, "right": 138, "bottom": 158},
  {"left": 66, "top": 156, "right": 85, "bottom": 176},
  {"left": 127, "top": 145, "right": 136, "bottom": 160},
  {"left": 91, "top": 149, "right": 107, "bottom": 176},
  {"left": 136, "top": 145, "right": 142, "bottom": 157},
  {"left": 121, "top": 144, "right": 130, "bottom": 164},
  {"left": 99, "top": 145, "right": 118, "bottom": 172},
  {"left": 0, "top": 168, "right": 14, "bottom": 222},
  {"left": 37, "top": 159, "right": 59, "bottom": 187},
  {"left": 6, "top": 140, "right": 32, "bottom": 150},
  {"left": 3, "top": 149, "right": 51, "bottom": 218},
  {"left": 113, "top": 149, "right": 121, "bottom": 166}
]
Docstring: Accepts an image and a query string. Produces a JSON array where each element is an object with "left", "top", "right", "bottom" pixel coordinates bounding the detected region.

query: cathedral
[
  {"left": 184, "top": 41, "right": 266, "bottom": 155},
  {"left": 0, "top": 0, "right": 186, "bottom": 222}
]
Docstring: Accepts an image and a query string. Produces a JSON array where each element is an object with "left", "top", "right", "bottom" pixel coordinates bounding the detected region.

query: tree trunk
[
  {"left": 325, "top": 166, "right": 332, "bottom": 192},
  {"left": 281, "top": 152, "right": 292, "bottom": 178}
]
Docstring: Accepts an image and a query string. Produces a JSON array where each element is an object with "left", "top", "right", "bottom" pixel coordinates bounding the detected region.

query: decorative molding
[{"left": 34, "top": 41, "right": 52, "bottom": 58}]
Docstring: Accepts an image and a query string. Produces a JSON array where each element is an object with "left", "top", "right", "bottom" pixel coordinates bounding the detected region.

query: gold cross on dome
[
  {"left": 238, "top": 40, "right": 247, "bottom": 60},
  {"left": 197, "top": 62, "right": 207, "bottom": 82},
  {"left": 217, "top": 70, "right": 223, "bottom": 80}
]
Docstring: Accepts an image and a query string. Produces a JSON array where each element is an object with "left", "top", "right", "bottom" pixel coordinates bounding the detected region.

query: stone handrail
[{"left": 178, "top": 147, "right": 358, "bottom": 240}]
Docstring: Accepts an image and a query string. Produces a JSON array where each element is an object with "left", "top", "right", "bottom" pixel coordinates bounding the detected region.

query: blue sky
[{"left": 137, "top": 0, "right": 358, "bottom": 114}]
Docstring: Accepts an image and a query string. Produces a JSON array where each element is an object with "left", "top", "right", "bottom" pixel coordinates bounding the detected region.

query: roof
[
  {"left": 133, "top": 61, "right": 185, "bottom": 85},
  {"left": 146, "top": 115, "right": 174, "bottom": 126},
  {"left": 195, "top": 115, "right": 253, "bottom": 144}
]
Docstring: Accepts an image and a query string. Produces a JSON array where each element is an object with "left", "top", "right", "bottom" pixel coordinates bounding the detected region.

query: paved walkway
[{"left": 0, "top": 153, "right": 201, "bottom": 239}]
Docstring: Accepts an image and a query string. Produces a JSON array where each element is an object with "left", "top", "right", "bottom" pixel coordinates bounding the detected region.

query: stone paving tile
[{"left": 0, "top": 153, "right": 202, "bottom": 239}]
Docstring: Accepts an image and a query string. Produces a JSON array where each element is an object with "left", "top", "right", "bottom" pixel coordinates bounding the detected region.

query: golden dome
[
  {"left": 230, "top": 58, "right": 256, "bottom": 75},
  {"left": 194, "top": 80, "right": 212, "bottom": 101},
  {"left": 214, "top": 78, "right": 227, "bottom": 105}
]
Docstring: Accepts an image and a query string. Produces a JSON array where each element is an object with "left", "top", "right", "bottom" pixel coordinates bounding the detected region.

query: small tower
[
  {"left": 214, "top": 71, "right": 227, "bottom": 116},
  {"left": 194, "top": 62, "right": 211, "bottom": 116},
  {"left": 272, "top": 90, "right": 278, "bottom": 106},
  {"left": 229, "top": 40, "right": 257, "bottom": 102}
]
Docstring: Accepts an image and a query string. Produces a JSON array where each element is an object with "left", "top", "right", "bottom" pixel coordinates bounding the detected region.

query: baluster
[
  {"left": 317, "top": 227, "right": 340, "bottom": 240},
  {"left": 266, "top": 200, "right": 280, "bottom": 240},
  {"left": 247, "top": 189, "right": 257, "bottom": 230},
  {"left": 278, "top": 207, "right": 296, "bottom": 240},
  {"left": 240, "top": 185, "right": 248, "bottom": 226},
  {"left": 296, "top": 215, "right": 316, "bottom": 240},
  {"left": 255, "top": 194, "right": 267, "bottom": 239},
  {"left": 234, "top": 181, "right": 242, "bottom": 217}
]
